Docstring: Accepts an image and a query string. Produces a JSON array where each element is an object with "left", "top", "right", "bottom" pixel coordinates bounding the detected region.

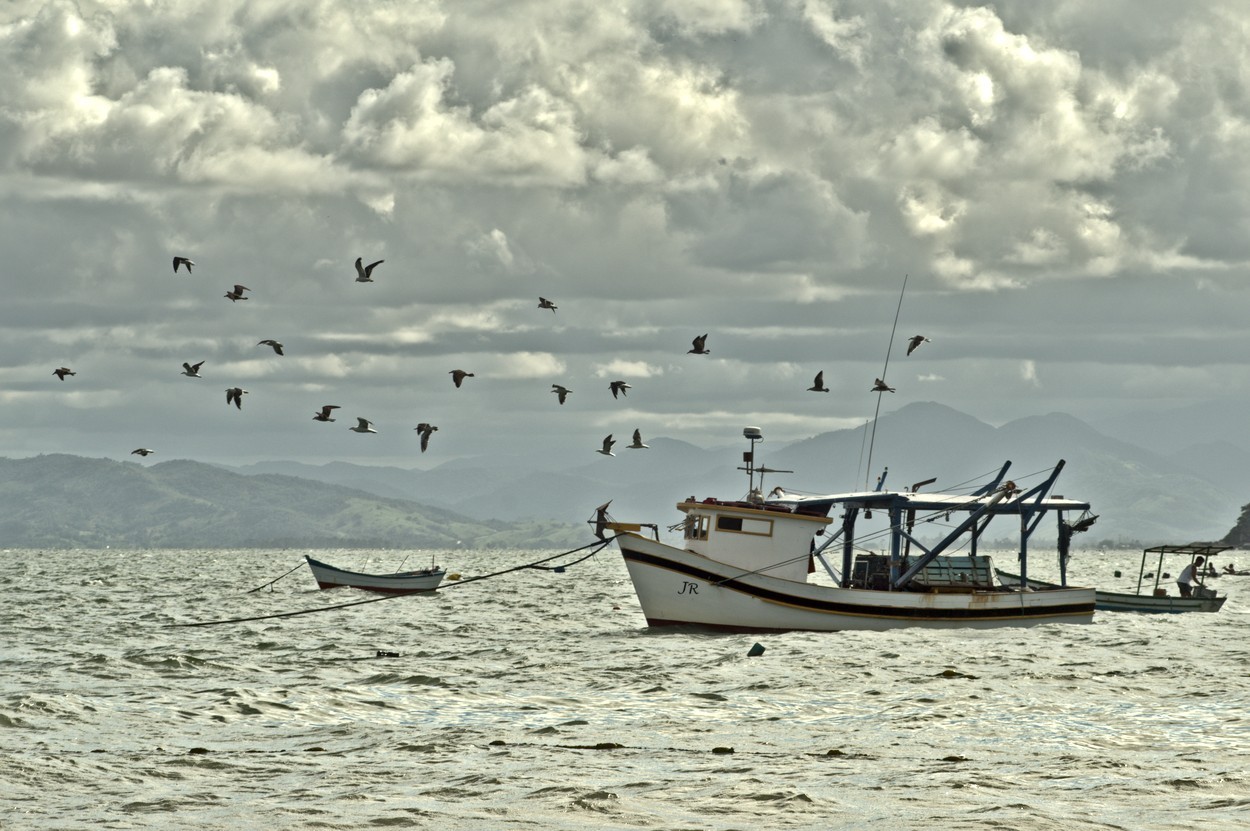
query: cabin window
[
  {"left": 715, "top": 515, "right": 774, "bottom": 537},
  {"left": 685, "top": 515, "right": 709, "bottom": 541}
]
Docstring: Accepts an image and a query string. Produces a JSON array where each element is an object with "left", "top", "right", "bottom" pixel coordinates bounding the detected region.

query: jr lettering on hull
[{"left": 679, "top": 581, "right": 699, "bottom": 595}]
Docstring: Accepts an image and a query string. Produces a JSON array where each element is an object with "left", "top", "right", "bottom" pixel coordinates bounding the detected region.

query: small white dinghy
[{"left": 305, "top": 556, "right": 445, "bottom": 595}]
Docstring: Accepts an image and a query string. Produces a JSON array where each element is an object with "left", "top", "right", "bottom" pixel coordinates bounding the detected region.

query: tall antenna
[
  {"left": 739, "top": 426, "right": 791, "bottom": 500},
  {"left": 863, "top": 274, "right": 908, "bottom": 489}
]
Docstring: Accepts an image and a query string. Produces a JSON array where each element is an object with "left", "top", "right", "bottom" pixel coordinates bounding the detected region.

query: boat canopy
[
  {"left": 769, "top": 489, "right": 1091, "bottom": 516},
  {"left": 1143, "top": 543, "right": 1231, "bottom": 559},
  {"left": 765, "top": 460, "right": 1091, "bottom": 591}
]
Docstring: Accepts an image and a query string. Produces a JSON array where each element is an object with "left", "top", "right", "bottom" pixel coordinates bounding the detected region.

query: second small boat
[{"left": 999, "top": 543, "right": 1229, "bottom": 613}]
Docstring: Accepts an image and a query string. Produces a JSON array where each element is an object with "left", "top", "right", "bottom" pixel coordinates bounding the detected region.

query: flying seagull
[
  {"left": 907, "top": 335, "right": 931, "bottom": 356},
  {"left": 172, "top": 256, "right": 195, "bottom": 274},
  {"left": 258, "top": 339, "right": 284, "bottom": 356},
  {"left": 414, "top": 422, "right": 438, "bottom": 452},
  {"left": 350, "top": 417, "right": 377, "bottom": 433},
  {"left": 628, "top": 428, "right": 649, "bottom": 449},
  {"left": 872, "top": 378, "right": 896, "bottom": 393},
  {"left": 808, "top": 371, "right": 829, "bottom": 393},
  {"left": 53, "top": 367, "right": 76, "bottom": 381},
  {"left": 597, "top": 434, "right": 616, "bottom": 457},
  {"left": 450, "top": 369, "right": 474, "bottom": 388},
  {"left": 551, "top": 384, "right": 572, "bottom": 405},
  {"left": 609, "top": 380, "right": 631, "bottom": 399},
  {"left": 226, "top": 387, "right": 248, "bottom": 409},
  {"left": 538, "top": 297, "right": 558, "bottom": 312},
  {"left": 131, "top": 448, "right": 155, "bottom": 457},
  {"left": 181, "top": 361, "right": 204, "bottom": 378},
  {"left": 224, "top": 284, "right": 250, "bottom": 302},
  {"left": 355, "top": 257, "right": 384, "bottom": 282},
  {"left": 688, "top": 334, "right": 710, "bottom": 354},
  {"left": 312, "top": 405, "right": 340, "bottom": 422}
]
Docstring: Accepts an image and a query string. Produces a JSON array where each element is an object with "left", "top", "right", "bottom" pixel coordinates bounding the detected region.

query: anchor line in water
[
  {"left": 246, "top": 561, "right": 306, "bottom": 593},
  {"left": 171, "top": 536, "right": 620, "bottom": 628},
  {"left": 523, "top": 547, "right": 601, "bottom": 571}
]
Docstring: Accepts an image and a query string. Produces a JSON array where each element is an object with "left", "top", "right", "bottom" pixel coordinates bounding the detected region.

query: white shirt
[{"left": 1178, "top": 563, "right": 1197, "bottom": 585}]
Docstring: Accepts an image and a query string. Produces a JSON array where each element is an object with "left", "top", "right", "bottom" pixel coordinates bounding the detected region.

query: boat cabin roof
[
  {"left": 1144, "top": 543, "right": 1232, "bottom": 558},
  {"left": 768, "top": 489, "right": 1091, "bottom": 516},
  {"left": 678, "top": 498, "right": 832, "bottom": 524}
]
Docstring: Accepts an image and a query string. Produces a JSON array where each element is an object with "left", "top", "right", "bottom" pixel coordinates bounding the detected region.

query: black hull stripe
[{"left": 622, "top": 548, "right": 1094, "bottom": 621}]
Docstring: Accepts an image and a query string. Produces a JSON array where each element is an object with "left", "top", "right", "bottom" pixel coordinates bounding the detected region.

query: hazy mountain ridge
[
  {"left": 766, "top": 404, "right": 1240, "bottom": 546},
  {"left": 4, "top": 403, "right": 1246, "bottom": 549},
  {"left": 0, "top": 455, "right": 584, "bottom": 549},
  {"left": 227, "top": 402, "right": 1250, "bottom": 547}
]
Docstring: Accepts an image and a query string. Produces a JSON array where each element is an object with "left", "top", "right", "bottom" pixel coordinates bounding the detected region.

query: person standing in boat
[{"left": 1177, "top": 556, "right": 1205, "bottom": 598}]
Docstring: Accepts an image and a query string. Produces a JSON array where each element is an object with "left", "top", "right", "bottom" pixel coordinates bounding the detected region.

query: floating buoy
[
  {"left": 376, "top": 650, "right": 399, "bottom": 658},
  {"left": 747, "top": 642, "right": 765, "bottom": 657},
  {"left": 1114, "top": 570, "right": 1121, "bottom": 578},
  {"left": 554, "top": 566, "right": 566, "bottom": 573},
  {"left": 447, "top": 573, "right": 461, "bottom": 581}
]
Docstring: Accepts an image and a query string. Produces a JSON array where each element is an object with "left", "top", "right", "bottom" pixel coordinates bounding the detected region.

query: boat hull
[
  {"left": 1094, "top": 590, "right": 1225, "bottom": 613},
  {"left": 305, "top": 556, "right": 444, "bottom": 595},
  {"left": 619, "top": 535, "right": 1094, "bottom": 632}
]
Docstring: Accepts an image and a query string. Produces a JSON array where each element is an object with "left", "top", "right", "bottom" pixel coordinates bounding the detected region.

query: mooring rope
[
  {"left": 246, "top": 561, "right": 306, "bottom": 593},
  {"left": 171, "top": 536, "right": 619, "bottom": 628}
]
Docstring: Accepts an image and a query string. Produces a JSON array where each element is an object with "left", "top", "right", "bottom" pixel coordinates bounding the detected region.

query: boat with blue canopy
[{"left": 604, "top": 427, "right": 1097, "bottom": 632}]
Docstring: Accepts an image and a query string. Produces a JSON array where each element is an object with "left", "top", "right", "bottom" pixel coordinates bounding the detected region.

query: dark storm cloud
[{"left": 3, "top": 0, "right": 1250, "bottom": 467}]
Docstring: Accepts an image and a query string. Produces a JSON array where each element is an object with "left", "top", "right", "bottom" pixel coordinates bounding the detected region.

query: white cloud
[
  {"left": 801, "top": 0, "right": 870, "bottom": 66},
  {"left": 491, "top": 351, "right": 567, "bottom": 379},
  {"left": 1020, "top": 359, "right": 1040, "bottom": 387},
  {"left": 590, "top": 147, "right": 663, "bottom": 186},
  {"left": 342, "top": 61, "right": 590, "bottom": 187},
  {"left": 642, "top": 0, "right": 764, "bottom": 37},
  {"left": 466, "top": 229, "right": 520, "bottom": 273},
  {"left": 593, "top": 360, "right": 665, "bottom": 379}
]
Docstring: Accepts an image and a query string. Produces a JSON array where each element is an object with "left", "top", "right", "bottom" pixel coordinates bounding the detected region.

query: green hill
[{"left": 0, "top": 455, "right": 585, "bottom": 549}]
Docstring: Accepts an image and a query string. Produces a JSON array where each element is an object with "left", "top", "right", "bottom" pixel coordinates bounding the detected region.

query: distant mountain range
[
  {"left": 227, "top": 401, "right": 1250, "bottom": 548},
  {"left": 2, "top": 402, "right": 1246, "bottom": 549},
  {"left": 0, "top": 454, "right": 585, "bottom": 549}
]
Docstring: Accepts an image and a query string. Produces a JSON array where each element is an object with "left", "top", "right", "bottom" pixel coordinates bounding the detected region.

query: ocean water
[{"left": 2, "top": 546, "right": 1248, "bottom": 830}]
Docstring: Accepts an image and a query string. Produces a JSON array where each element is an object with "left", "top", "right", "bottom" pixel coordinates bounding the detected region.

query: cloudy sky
[{"left": 4, "top": 0, "right": 1250, "bottom": 471}]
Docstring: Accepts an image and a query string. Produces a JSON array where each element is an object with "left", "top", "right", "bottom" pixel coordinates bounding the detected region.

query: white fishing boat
[
  {"left": 304, "top": 555, "right": 445, "bottom": 595},
  {"left": 602, "top": 427, "right": 1097, "bottom": 632},
  {"left": 999, "top": 543, "right": 1229, "bottom": 613}
]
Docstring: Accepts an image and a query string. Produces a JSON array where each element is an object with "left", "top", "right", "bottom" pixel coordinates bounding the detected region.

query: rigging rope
[
  {"left": 863, "top": 273, "right": 907, "bottom": 490},
  {"left": 171, "top": 536, "right": 619, "bottom": 628}
]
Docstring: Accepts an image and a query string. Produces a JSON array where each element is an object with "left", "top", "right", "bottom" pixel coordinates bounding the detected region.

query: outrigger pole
[
  {"left": 1011, "top": 460, "right": 1068, "bottom": 588},
  {"left": 890, "top": 460, "right": 1070, "bottom": 590},
  {"left": 891, "top": 485, "right": 1015, "bottom": 589}
]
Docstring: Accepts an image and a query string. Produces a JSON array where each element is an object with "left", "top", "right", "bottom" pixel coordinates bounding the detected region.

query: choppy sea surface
[{"left": 2, "top": 545, "right": 1248, "bottom": 830}]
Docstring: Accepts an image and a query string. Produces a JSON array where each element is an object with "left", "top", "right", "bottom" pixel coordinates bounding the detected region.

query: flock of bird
[{"left": 50, "top": 255, "right": 932, "bottom": 462}]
